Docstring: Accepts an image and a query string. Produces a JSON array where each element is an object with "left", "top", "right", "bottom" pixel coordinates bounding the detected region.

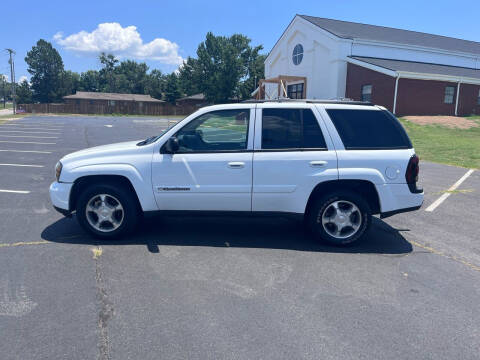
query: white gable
[{"left": 266, "top": 15, "right": 480, "bottom": 99}]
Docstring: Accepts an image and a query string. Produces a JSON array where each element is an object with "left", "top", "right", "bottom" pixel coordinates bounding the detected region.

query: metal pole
[
  {"left": 6, "top": 49, "right": 16, "bottom": 114},
  {"left": 454, "top": 80, "right": 461, "bottom": 116},
  {"left": 393, "top": 74, "right": 400, "bottom": 115}
]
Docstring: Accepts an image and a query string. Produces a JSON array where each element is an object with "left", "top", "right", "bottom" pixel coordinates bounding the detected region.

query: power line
[{"left": 6, "top": 49, "right": 16, "bottom": 114}]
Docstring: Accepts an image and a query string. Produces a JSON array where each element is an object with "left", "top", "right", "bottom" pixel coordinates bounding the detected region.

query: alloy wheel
[
  {"left": 320, "top": 200, "right": 362, "bottom": 239},
  {"left": 85, "top": 194, "right": 124, "bottom": 232}
]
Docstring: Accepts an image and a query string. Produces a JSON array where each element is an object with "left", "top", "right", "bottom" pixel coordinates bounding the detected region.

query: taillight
[{"left": 406, "top": 154, "right": 420, "bottom": 193}]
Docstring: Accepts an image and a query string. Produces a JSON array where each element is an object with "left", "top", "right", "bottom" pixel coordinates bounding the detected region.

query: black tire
[
  {"left": 76, "top": 183, "right": 140, "bottom": 239},
  {"left": 306, "top": 190, "right": 371, "bottom": 246}
]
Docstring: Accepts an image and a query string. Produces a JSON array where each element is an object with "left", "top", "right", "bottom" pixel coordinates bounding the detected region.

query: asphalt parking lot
[{"left": 0, "top": 115, "right": 479, "bottom": 360}]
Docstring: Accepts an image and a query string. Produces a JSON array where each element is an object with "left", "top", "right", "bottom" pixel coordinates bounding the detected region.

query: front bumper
[{"left": 49, "top": 181, "right": 73, "bottom": 213}]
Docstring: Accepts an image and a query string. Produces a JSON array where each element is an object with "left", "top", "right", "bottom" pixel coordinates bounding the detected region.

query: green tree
[
  {"left": 146, "top": 69, "right": 166, "bottom": 100},
  {"left": 164, "top": 73, "right": 181, "bottom": 104},
  {"left": 178, "top": 56, "right": 201, "bottom": 96},
  {"left": 194, "top": 32, "right": 264, "bottom": 103},
  {"left": 61, "top": 70, "right": 80, "bottom": 96},
  {"left": 79, "top": 70, "right": 100, "bottom": 92},
  {"left": 97, "top": 54, "right": 150, "bottom": 94},
  {"left": 0, "top": 75, "right": 10, "bottom": 107},
  {"left": 25, "top": 39, "right": 65, "bottom": 103},
  {"left": 238, "top": 52, "right": 265, "bottom": 100},
  {"left": 114, "top": 60, "right": 149, "bottom": 94},
  {"left": 16, "top": 80, "right": 33, "bottom": 104},
  {"left": 99, "top": 52, "right": 119, "bottom": 92}
]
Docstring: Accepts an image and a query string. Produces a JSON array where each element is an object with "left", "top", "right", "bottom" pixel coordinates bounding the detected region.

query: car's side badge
[{"left": 157, "top": 187, "right": 191, "bottom": 192}]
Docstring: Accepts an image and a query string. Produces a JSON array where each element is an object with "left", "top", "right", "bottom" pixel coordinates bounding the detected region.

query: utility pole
[{"left": 6, "top": 49, "right": 16, "bottom": 114}]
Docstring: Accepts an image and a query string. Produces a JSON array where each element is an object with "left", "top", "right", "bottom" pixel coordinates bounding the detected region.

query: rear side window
[
  {"left": 326, "top": 109, "right": 412, "bottom": 150},
  {"left": 262, "top": 108, "right": 327, "bottom": 150}
]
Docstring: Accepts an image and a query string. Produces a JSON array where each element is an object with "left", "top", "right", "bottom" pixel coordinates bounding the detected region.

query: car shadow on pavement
[{"left": 42, "top": 214, "right": 413, "bottom": 255}]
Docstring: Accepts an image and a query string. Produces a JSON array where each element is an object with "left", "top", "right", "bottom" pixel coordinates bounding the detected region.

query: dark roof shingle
[
  {"left": 351, "top": 56, "right": 480, "bottom": 80},
  {"left": 177, "top": 93, "right": 206, "bottom": 101},
  {"left": 300, "top": 15, "right": 480, "bottom": 56},
  {"left": 63, "top": 91, "right": 164, "bottom": 102}
]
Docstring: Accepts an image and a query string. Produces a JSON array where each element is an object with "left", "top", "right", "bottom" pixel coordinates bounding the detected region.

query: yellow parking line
[
  {"left": 409, "top": 239, "right": 480, "bottom": 272},
  {"left": 0, "top": 240, "right": 50, "bottom": 248}
]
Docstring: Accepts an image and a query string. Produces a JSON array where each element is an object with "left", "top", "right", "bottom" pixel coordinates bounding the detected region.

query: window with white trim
[{"left": 444, "top": 86, "right": 455, "bottom": 104}]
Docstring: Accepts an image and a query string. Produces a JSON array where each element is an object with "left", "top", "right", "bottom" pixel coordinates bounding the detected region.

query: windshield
[{"left": 136, "top": 119, "right": 184, "bottom": 146}]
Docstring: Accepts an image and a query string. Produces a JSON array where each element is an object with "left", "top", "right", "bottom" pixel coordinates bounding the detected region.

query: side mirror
[{"left": 162, "top": 137, "right": 180, "bottom": 154}]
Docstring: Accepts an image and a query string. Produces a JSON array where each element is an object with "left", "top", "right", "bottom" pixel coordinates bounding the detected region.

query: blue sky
[{"left": 2, "top": 0, "right": 480, "bottom": 82}]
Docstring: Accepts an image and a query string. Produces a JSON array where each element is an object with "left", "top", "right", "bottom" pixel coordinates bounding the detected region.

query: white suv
[{"left": 50, "top": 100, "right": 423, "bottom": 245}]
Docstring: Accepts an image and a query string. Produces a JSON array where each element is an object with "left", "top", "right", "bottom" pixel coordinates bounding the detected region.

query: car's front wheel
[
  {"left": 307, "top": 191, "right": 371, "bottom": 246},
  {"left": 76, "top": 183, "right": 140, "bottom": 239}
]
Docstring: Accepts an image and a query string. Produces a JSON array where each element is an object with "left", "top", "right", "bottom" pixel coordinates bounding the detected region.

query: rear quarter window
[{"left": 326, "top": 109, "right": 412, "bottom": 150}]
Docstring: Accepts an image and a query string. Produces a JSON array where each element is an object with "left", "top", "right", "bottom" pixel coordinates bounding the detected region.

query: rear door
[{"left": 252, "top": 104, "right": 338, "bottom": 214}]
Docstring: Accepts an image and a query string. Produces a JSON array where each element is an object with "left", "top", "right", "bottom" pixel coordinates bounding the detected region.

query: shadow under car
[{"left": 42, "top": 214, "right": 413, "bottom": 255}]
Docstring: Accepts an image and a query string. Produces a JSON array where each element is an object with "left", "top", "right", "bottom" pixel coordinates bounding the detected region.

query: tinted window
[
  {"left": 326, "top": 109, "right": 412, "bottom": 150},
  {"left": 287, "top": 83, "right": 304, "bottom": 99},
  {"left": 262, "top": 109, "right": 327, "bottom": 150},
  {"left": 175, "top": 109, "right": 249, "bottom": 152},
  {"left": 361, "top": 85, "right": 372, "bottom": 102}
]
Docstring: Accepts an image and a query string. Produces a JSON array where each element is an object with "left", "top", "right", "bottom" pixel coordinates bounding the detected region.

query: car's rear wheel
[
  {"left": 307, "top": 191, "right": 371, "bottom": 246},
  {"left": 76, "top": 183, "right": 139, "bottom": 239}
]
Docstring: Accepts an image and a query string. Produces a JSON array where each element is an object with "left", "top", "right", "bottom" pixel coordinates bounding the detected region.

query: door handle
[
  {"left": 310, "top": 160, "right": 327, "bottom": 167},
  {"left": 228, "top": 161, "right": 245, "bottom": 169}
]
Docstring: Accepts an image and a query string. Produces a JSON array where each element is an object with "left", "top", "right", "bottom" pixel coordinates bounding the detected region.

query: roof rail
[{"left": 242, "top": 98, "right": 373, "bottom": 106}]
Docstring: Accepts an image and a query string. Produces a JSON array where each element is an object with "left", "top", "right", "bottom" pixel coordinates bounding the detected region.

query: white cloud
[
  {"left": 18, "top": 75, "right": 28, "bottom": 83},
  {"left": 54, "top": 23, "right": 183, "bottom": 65}
]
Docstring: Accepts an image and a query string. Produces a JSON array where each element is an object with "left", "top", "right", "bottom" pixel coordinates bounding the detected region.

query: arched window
[{"left": 292, "top": 44, "right": 303, "bottom": 65}]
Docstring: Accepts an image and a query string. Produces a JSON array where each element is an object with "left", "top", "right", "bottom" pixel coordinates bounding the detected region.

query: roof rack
[{"left": 242, "top": 98, "right": 373, "bottom": 106}]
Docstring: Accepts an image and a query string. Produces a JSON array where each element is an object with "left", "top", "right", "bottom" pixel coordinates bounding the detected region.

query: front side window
[
  {"left": 477, "top": 89, "right": 480, "bottom": 105},
  {"left": 444, "top": 86, "right": 455, "bottom": 104},
  {"left": 326, "top": 109, "right": 412, "bottom": 150},
  {"left": 287, "top": 83, "right": 304, "bottom": 99},
  {"left": 262, "top": 108, "right": 326, "bottom": 150},
  {"left": 292, "top": 44, "right": 303, "bottom": 65},
  {"left": 175, "top": 109, "right": 249, "bottom": 153},
  {"left": 361, "top": 85, "right": 372, "bottom": 102}
]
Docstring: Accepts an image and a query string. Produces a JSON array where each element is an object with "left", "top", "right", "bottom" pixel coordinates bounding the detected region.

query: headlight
[{"left": 55, "top": 161, "right": 63, "bottom": 181}]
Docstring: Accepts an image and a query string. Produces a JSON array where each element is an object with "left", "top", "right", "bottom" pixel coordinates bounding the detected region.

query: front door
[{"left": 151, "top": 108, "right": 255, "bottom": 211}]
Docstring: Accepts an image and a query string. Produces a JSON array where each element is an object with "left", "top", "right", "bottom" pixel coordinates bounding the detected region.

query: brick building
[{"left": 262, "top": 15, "right": 480, "bottom": 116}]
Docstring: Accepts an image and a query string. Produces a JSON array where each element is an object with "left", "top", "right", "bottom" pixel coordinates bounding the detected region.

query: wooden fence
[{"left": 17, "top": 102, "right": 199, "bottom": 116}]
